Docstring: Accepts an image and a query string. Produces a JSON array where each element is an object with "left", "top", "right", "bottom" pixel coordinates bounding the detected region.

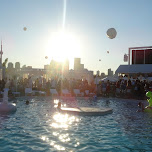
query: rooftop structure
[{"left": 116, "top": 46, "right": 152, "bottom": 75}]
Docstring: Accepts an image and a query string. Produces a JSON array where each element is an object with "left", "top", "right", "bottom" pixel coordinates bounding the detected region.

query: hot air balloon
[
  {"left": 107, "top": 51, "right": 109, "bottom": 54},
  {"left": 23, "top": 27, "right": 27, "bottom": 31},
  {"left": 45, "top": 56, "right": 48, "bottom": 59},
  {"left": 107, "top": 28, "right": 117, "bottom": 39}
]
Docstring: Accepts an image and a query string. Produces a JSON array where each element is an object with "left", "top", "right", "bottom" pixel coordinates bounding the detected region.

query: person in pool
[
  {"left": 57, "top": 102, "right": 62, "bottom": 112},
  {"left": 26, "top": 100, "right": 29, "bottom": 105},
  {"left": 137, "top": 91, "right": 152, "bottom": 112},
  {"left": 137, "top": 102, "right": 145, "bottom": 112},
  {"left": 137, "top": 101, "right": 152, "bottom": 112}
]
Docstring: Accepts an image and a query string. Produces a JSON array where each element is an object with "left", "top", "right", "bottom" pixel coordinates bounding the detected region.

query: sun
[{"left": 46, "top": 30, "right": 81, "bottom": 62}]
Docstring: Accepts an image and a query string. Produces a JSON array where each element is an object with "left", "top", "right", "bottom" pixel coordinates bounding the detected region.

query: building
[
  {"left": 8, "top": 62, "right": 14, "bottom": 69},
  {"left": 96, "top": 70, "right": 100, "bottom": 76},
  {"left": 108, "top": 68, "right": 113, "bottom": 76},
  {"left": 15, "top": 62, "right": 20, "bottom": 69},
  {"left": 74, "top": 58, "right": 80, "bottom": 71},
  {"left": 63, "top": 59, "right": 69, "bottom": 72},
  {"left": 74, "top": 58, "right": 84, "bottom": 71},
  {"left": 44, "top": 64, "right": 50, "bottom": 70},
  {"left": 115, "top": 46, "right": 152, "bottom": 77},
  {"left": 101, "top": 72, "right": 106, "bottom": 78}
]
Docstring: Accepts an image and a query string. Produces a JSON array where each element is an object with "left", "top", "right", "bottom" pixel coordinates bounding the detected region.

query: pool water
[{"left": 0, "top": 97, "right": 152, "bottom": 152}]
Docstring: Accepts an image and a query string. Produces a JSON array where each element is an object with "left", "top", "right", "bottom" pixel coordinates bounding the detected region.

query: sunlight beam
[{"left": 63, "top": 0, "right": 67, "bottom": 29}]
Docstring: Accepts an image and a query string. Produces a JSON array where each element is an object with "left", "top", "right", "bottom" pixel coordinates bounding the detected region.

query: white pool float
[
  {"left": 60, "top": 107, "right": 113, "bottom": 116},
  {"left": 0, "top": 88, "right": 17, "bottom": 114}
]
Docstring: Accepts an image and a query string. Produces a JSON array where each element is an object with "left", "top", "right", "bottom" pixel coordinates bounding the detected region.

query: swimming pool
[{"left": 0, "top": 97, "right": 152, "bottom": 152}]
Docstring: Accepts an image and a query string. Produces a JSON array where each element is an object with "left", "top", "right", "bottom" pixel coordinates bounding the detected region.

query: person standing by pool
[{"left": 101, "top": 81, "right": 106, "bottom": 96}]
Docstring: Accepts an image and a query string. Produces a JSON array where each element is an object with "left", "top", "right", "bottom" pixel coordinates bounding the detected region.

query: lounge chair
[
  {"left": 85, "top": 90, "right": 95, "bottom": 97},
  {"left": 61, "top": 89, "right": 71, "bottom": 97},
  {"left": 32, "top": 90, "right": 40, "bottom": 96},
  {"left": 32, "top": 90, "right": 46, "bottom": 96},
  {"left": 39, "top": 91, "right": 46, "bottom": 96},
  {"left": 25, "top": 88, "right": 33, "bottom": 96},
  {"left": 50, "top": 89, "right": 58, "bottom": 96},
  {"left": 73, "top": 89, "right": 82, "bottom": 97},
  {"left": 12, "top": 92, "right": 21, "bottom": 97}
]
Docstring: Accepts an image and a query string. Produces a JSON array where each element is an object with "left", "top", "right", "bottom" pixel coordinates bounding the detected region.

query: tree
[
  {"left": 22, "top": 65, "right": 26, "bottom": 68},
  {"left": 2, "top": 58, "right": 8, "bottom": 79},
  {"left": 2, "top": 58, "right": 8, "bottom": 67}
]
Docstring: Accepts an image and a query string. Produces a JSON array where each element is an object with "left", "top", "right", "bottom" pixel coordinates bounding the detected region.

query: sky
[{"left": 0, "top": 0, "right": 152, "bottom": 74}]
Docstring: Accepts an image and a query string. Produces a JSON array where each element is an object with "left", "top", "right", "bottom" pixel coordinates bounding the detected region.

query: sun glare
[{"left": 46, "top": 30, "right": 81, "bottom": 62}]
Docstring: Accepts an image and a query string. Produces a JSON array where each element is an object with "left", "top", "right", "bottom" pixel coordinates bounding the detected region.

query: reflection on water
[
  {"left": 0, "top": 114, "right": 11, "bottom": 129},
  {"left": 53, "top": 99, "right": 59, "bottom": 107},
  {"left": 41, "top": 110, "right": 80, "bottom": 151},
  {"left": 50, "top": 113, "right": 79, "bottom": 150},
  {"left": 41, "top": 135, "right": 66, "bottom": 151},
  {"left": 59, "top": 133, "right": 70, "bottom": 142},
  {"left": 51, "top": 113, "right": 79, "bottom": 128}
]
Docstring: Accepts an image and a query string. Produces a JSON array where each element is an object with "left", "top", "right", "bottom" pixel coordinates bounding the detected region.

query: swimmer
[
  {"left": 137, "top": 102, "right": 144, "bottom": 112},
  {"left": 13, "top": 100, "right": 17, "bottom": 103},
  {"left": 57, "top": 102, "right": 61, "bottom": 112},
  {"left": 26, "top": 100, "right": 29, "bottom": 105}
]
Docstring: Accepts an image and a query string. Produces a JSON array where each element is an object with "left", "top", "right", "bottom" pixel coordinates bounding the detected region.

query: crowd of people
[
  {"left": 98, "top": 78, "right": 152, "bottom": 100},
  {"left": 0, "top": 77, "right": 96, "bottom": 97},
  {"left": 0, "top": 76, "right": 151, "bottom": 100}
]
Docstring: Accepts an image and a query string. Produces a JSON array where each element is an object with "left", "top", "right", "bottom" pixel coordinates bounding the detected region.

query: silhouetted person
[
  {"left": 26, "top": 100, "right": 29, "bottom": 105},
  {"left": 57, "top": 102, "right": 61, "bottom": 112},
  {"left": 137, "top": 102, "right": 144, "bottom": 112}
]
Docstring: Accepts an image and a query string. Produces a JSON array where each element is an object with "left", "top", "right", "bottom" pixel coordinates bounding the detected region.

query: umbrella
[{"left": 101, "top": 76, "right": 118, "bottom": 82}]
